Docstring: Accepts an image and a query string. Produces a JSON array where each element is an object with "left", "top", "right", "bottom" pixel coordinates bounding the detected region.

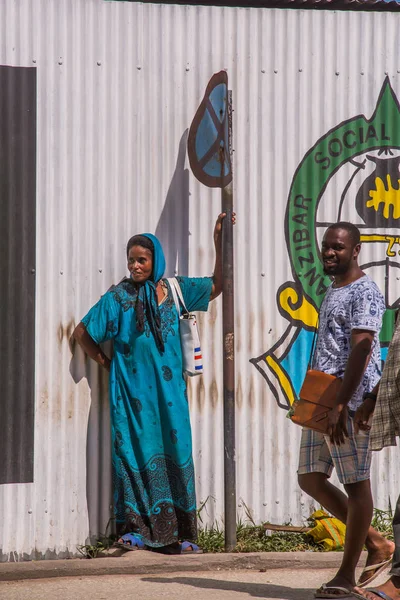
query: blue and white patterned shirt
[{"left": 313, "top": 275, "right": 385, "bottom": 411}]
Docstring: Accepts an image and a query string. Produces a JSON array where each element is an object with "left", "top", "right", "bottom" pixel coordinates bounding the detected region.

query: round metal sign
[{"left": 188, "top": 70, "right": 232, "bottom": 189}]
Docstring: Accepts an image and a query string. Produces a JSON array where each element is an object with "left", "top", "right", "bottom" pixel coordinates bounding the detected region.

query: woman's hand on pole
[{"left": 213, "top": 212, "right": 236, "bottom": 247}]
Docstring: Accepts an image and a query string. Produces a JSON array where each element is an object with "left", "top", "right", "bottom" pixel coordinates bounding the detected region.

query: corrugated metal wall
[{"left": 1, "top": 0, "right": 400, "bottom": 560}]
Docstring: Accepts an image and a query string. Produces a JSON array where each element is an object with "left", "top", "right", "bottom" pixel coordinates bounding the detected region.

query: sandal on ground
[
  {"left": 315, "top": 583, "right": 360, "bottom": 598},
  {"left": 180, "top": 541, "right": 203, "bottom": 554},
  {"left": 357, "top": 557, "right": 393, "bottom": 588},
  {"left": 153, "top": 541, "right": 203, "bottom": 555},
  {"left": 114, "top": 533, "right": 146, "bottom": 551},
  {"left": 361, "top": 589, "right": 395, "bottom": 600}
]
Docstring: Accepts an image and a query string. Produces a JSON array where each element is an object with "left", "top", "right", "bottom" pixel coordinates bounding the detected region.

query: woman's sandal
[
  {"left": 180, "top": 541, "right": 203, "bottom": 554},
  {"left": 152, "top": 541, "right": 203, "bottom": 555},
  {"left": 114, "top": 533, "right": 146, "bottom": 551}
]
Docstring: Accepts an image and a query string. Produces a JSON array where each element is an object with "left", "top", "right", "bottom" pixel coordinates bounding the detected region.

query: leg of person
[
  {"left": 352, "top": 424, "right": 393, "bottom": 587},
  {"left": 298, "top": 428, "right": 352, "bottom": 598},
  {"left": 299, "top": 475, "right": 373, "bottom": 588},
  {"left": 320, "top": 416, "right": 389, "bottom": 595},
  {"left": 339, "top": 478, "right": 374, "bottom": 584},
  {"left": 390, "top": 493, "right": 400, "bottom": 579},
  {"left": 313, "top": 478, "right": 373, "bottom": 599},
  {"left": 302, "top": 417, "right": 392, "bottom": 598},
  {"left": 298, "top": 469, "right": 393, "bottom": 575},
  {"left": 298, "top": 429, "right": 393, "bottom": 587},
  {"left": 354, "top": 493, "right": 400, "bottom": 600}
]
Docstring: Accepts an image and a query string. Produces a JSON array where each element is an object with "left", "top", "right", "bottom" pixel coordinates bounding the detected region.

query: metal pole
[{"left": 221, "top": 90, "right": 236, "bottom": 551}]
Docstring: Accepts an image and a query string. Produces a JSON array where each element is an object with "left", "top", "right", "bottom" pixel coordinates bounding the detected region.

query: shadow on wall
[
  {"left": 155, "top": 129, "right": 190, "bottom": 277},
  {"left": 68, "top": 130, "right": 192, "bottom": 540},
  {"left": 69, "top": 338, "right": 114, "bottom": 542}
]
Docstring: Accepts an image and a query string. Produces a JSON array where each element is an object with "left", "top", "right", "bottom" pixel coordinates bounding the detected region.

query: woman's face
[{"left": 127, "top": 245, "right": 153, "bottom": 283}]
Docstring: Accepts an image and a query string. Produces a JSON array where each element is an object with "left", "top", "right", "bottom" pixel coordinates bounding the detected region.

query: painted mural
[{"left": 251, "top": 78, "right": 400, "bottom": 410}]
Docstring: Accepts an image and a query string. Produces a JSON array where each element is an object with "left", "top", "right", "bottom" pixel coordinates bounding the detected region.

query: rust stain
[
  {"left": 209, "top": 379, "right": 219, "bottom": 410},
  {"left": 39, "top": 386, "right": 49, "bottom": 411},
  {"left": 259, "top": 372, "right": 267, "bottom": 418},
  {"left": 196, "top": 312, "right": 206, "bottom": 337},
  {"left": 57, "top": 318, "right": 76, "bottom": 350},
  {"left": 186, "top": 378, "right": 193, "bottom": 411},
  {"left": 67, "top": 391, "right": 75, "bottom": 419},
  {"left": 196, "top": 376, "right": 205, "bottom": 413},
  {"left": 52, "top": 393, "right": 62, "bottom": 421},
  {"left": 224, "top": 332, "right": 234, "bottom": 360},
  {"left": 208, "top": 299, "right": 218, "bottom": 325},
  {"left": 39, "top": 385, "right": 62, "bottom": 420},
  {"left": 67, "top": 319, "right": 75, "bottom": 339},
  {"left": 57, "top": 323, "right": 63, "bottom": 346},
  {"left": 248, "top": 376, "right": 255, "bottom": 410}
]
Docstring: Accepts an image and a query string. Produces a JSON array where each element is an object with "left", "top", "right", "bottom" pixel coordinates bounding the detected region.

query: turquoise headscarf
[{"left": 132, "top": 233, "right": 166, "bottom": 354}]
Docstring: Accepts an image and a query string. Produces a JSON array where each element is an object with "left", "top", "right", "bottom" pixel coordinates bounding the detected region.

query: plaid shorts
[{"left": 297, "top": 414, "right": 372, "bottom": 485}]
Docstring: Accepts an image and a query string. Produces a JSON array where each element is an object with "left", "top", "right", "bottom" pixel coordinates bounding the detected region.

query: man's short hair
[{"left": 326, "top": 222, "right": 361, "bottom": 247}]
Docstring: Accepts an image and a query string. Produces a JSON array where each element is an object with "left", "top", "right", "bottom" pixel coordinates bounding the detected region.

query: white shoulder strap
[{"left": 167, "top": 278, "right": 189, "bottom": 314}]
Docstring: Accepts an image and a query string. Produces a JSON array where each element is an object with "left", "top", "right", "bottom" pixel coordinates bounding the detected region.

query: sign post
[{"left": 188, "top": 72, "right": 236, "bottom": 551}]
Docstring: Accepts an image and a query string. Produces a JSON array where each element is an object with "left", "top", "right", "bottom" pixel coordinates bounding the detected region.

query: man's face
[{"left": 321, "top": 228, "right": 361, "bottom": 276}]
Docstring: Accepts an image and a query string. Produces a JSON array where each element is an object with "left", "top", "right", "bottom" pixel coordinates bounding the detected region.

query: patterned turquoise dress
[{"left": 82, "top": 276, "right": 212, "bottom": 547}]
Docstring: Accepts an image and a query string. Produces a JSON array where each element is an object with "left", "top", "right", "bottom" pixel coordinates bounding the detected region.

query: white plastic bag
[{"left": 167, "top": 278, "right": 203, "bottom": 376}]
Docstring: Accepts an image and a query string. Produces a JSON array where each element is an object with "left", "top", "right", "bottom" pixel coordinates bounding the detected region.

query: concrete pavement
[
  {"left": 0, "top": 549, "right": 354, "bottom": 582},
  {"left": 0, "top": 565, "right": 391, "bottom": 600}
]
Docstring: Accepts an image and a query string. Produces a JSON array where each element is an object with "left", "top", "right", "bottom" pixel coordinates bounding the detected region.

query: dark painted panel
[{"left": 0, "top": 66, "right": 36, "bottom": 484}]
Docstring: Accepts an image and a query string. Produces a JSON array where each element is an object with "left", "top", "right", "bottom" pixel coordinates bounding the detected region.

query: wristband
[{"left": 363, "top": 392, "right": 377, "bottom": 402}]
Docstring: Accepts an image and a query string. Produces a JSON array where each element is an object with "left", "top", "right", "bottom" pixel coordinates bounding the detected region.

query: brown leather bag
[{"left": 290, "top": 369, "right": 342, "bottom": 433}]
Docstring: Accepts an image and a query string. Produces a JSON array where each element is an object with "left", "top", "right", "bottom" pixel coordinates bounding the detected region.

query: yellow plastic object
[{"left": 307, "top": 510, "right": 346, "bottom": 550}]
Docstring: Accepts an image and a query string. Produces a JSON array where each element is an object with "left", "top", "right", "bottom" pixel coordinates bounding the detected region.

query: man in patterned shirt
[{"left": 296, "top": 222, "right": 394, "bottom": 599}]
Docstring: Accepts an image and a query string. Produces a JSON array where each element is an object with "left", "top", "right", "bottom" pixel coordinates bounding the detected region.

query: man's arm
[
  {"left": 327, "top": 329, "right": 374, "bottom": 444},
  {"left": 336, "top": 329, "right": 374, "bottom": 406}
]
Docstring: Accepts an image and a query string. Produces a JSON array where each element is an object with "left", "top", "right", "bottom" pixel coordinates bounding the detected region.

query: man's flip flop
[
  {"left": 360, "top": 589, "right": 394, "bottom": 600},
  {"left": 114, "top": 533, "right": 146, "bottom": 551},
  {"left": 357, "top": 557, "right": 393, "bottom": 588},
  {"left": 315, "top": 584, "right": 355, "bottom": 598},
  {"left": 314, "top": 584, "right": 368, "bottom": 599}
]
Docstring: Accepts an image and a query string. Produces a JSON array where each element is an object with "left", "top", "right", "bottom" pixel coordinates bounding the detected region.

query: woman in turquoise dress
[{"left": 73, "top": 213, "right": 230, "bottom": 553}]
